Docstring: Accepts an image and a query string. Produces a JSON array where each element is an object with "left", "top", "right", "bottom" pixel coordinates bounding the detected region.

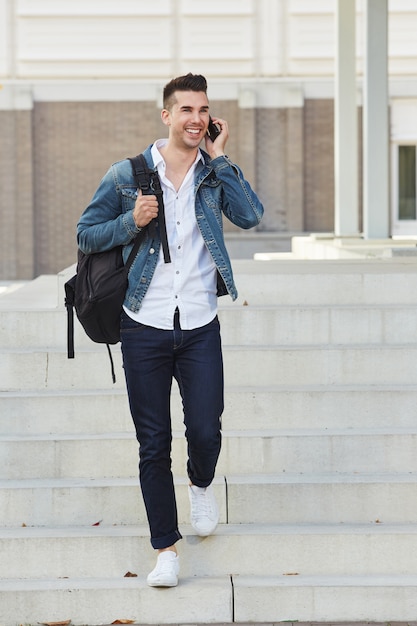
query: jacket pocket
[{"left": 119, "top": 186, "right": 138, "bottom": 211}]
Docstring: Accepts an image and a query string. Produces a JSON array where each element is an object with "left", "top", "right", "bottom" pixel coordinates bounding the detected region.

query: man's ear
[{"left": 161, "top": 109, "right": 171, "bottom": 127}]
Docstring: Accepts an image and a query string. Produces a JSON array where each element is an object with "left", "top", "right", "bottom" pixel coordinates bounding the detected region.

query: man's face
[{"left": 162, "top": 90, "right": 210, "bottom": 149}]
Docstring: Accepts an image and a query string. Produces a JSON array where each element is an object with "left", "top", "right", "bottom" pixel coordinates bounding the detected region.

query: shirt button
[{"left": 149, "top": 248, "right": 155, "bottom": 254}]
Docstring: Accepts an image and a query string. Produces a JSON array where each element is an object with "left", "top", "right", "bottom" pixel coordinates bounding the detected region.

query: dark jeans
[{"left": 120, "top": 309, "right": 224, "bottom": 549}]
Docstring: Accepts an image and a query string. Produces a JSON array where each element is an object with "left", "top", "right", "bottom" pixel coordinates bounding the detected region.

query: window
[
  {"left": 391, "top": 100, "right": 417, "bottom": 235},
  {"left": 398, "top": 145, "right": 416, "bottom": 220}
]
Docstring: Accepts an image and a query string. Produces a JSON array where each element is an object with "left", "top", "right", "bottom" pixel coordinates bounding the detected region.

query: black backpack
[{"left": 64, "top": 153, "right": 170, "bottom": 382}]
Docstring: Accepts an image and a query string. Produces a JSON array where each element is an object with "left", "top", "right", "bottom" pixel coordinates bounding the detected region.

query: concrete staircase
[{"left": 1, "top": 258, "right": 417, "bottom": 624}]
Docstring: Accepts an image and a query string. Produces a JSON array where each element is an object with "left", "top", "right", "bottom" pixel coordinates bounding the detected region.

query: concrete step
[
  {"left": 3, "top": 303, "right": 417, "bottom": 349},
  {"left": 1, "top": 573, "right": 415, "bottom": 626},
  {"left": 2, "top": 474, "right": 417, "bottom": 527},
  {"left": 55, "top": 259, "right": 417, "bottom": 307},
  {"left": 0, "top": 476, "right": 223, "bottom": 528},
  {"left": 3, "top": 344, "right": 417, "bottom": 390},
  {"left": 233, "top": 574, "right": 417, "bottom": 622},
  {"left": 2, "top": 384, "right": 417, "bottom": 434},
  {"left": 4, "top": 259, "right": 417, "bottom": 313},
  {"left": 227, "top": 473, "right": 417, "bottom": 524},
  {"left": 0, "top": 275, "right": 59, "bottom": 310},
  {"left": 1, "top": 523, "right": 417, "bottom": 579},
  {"left": 0, "top": 575, "right": 232, "bottom": 626},
  {"left": 3, "top": 428, "right": 417, "bottom": 479},
  {"left": 229, "top": 258, "right": 417, "bottom": 306},
  {"left": 222, "top": 303, "right": 417, "bottom": 347}
]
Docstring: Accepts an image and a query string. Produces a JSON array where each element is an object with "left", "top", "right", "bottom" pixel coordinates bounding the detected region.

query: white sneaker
[
  {"left": 147, "top": 551, "right": 179, "bottom": 587},
  {"left": 188, "top": 484, "right": 219, "bottom": 536}
]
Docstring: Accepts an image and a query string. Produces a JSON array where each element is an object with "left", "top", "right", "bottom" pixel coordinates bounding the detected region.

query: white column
[
  {"left": 335, "top": 0, "right": 358, "bottom": 236},
  {"left": 363, "top": 0, "right": 389, "bottom": 238}
]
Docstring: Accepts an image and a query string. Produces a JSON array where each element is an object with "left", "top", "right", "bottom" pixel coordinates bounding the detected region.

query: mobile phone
[{"left": 207, "top": 116, "right": 221, "bottom": 142}]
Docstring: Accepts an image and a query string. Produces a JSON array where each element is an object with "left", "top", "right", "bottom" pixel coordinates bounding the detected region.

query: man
[{"left": 77, "top": 73, "right": 264, "bottom": 587}]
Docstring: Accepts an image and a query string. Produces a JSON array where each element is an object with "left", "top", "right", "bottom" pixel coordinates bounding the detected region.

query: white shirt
[{"left": 124, "top": 139, "right": 218, "bottom": 330}]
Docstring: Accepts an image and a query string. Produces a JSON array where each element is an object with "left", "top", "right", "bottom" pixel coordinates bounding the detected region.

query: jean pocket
[{"left": 120, "top": 310, "right": 146, "bottom": 333}]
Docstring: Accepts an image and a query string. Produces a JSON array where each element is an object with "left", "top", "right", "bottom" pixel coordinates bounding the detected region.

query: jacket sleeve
[
  {"left": 211, "top": 156, "right": 264, "bottom": 229},
  {"left": 77, "top": 165, "right": 140, "bottom": 254}
]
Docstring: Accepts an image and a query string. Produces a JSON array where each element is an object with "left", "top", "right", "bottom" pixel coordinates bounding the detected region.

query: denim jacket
[{"left": 77, "top": 145, "right": 264, "bottom": 313}]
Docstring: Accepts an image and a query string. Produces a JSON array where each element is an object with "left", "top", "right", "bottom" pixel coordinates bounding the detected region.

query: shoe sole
[
  {"left": 192, "top": 524, "right": 218, "bottom": 537},
  {"left": 147, "top": 579, "right": 178, "bottom": 587}
]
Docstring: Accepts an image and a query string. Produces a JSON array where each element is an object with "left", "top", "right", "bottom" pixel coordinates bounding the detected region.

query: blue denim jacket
[{"left": 77, "top": 145, "right": 264, "bottom": 312}]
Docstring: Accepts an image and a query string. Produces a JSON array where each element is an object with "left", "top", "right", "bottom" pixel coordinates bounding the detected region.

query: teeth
[{"left": 186, "top": 129, "right": 200, "bottom": 134}]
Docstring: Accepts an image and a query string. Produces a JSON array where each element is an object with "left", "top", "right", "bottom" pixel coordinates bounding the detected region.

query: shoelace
[
  {"left": 191, "top": 489, "right": 214, "bottom": 519},
  {"left": 154, "top": 554, "right": 177, "bottom": 575}
]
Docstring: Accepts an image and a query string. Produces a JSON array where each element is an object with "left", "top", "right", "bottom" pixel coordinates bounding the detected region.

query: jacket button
[{"left": 149, "top": 248, "right": 155, "bottom": 254}]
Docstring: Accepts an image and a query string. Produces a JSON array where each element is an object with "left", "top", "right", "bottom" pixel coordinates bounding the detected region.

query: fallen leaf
[
  {"left": 40, "top": 621, "right": 71, "bottom": 626},
  {"left": 283, "top": 572, "right": 299, "bottom": 576},
  {"left": 21, "top": 523, "right": 27, "bottom": 527},
  {"left": 92, "top": 520, "right": 102, "bottom": 526},
  {"left": 111, "top": 620, "right": 135, "bottom": 625},
  {"left": 124, "top": 571, "right": 138, "bottom": 578},
  {"left": 243, "top": 300, "right": 249, "bottom": 306}
]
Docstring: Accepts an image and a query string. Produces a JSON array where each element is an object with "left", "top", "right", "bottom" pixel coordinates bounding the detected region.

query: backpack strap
[
  {"left": 106, "top": 344, "right": 117, "bottom": 384},
  {"left": 64, "top": 275, "right": 76, "bottom": 359},
  {"left": 129, "top": 154, "right": 171, "bottom": 264}
]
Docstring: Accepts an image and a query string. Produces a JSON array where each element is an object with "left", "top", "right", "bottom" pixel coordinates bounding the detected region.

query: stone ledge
[{"left": 290, "top": 234, "right": 417, "bottom": 260}]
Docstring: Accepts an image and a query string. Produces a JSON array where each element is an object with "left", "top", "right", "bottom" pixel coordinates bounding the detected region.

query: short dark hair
[{"left": 163, "top": 73, "right": 208, "bottom": 110}]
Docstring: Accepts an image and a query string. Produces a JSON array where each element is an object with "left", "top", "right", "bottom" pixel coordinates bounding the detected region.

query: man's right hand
[{"left": 133, "top": 190, "right": 159, "bottom": 228}]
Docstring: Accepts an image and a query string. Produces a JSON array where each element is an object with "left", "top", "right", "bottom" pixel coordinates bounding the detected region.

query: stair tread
[
  {"left": 234, "top": 573, "right": 417, "bottom": 587},
  {"left": 2, "top": 381, "right": 417, "bottom": 396},
  {"left": 0, "top": 574, "right": 229, "bottom": 589},
  {"left": 3, "top": 426, "right": 417, "bottom": 440},
  {"left": 1, "top": 471, "right": 417, "bottom": 488},
  {"left": 6, "top": 342, "right": 417, "bottom": 352},
  {"left": 2, "top": 572, "right": 417, "bottom": 589},
  {"left": 2, "top": 521, "right": 417, "bottom": 538}
]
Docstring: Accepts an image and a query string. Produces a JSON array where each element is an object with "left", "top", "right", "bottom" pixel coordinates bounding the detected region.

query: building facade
[{"left": 1, "top": 0, "right": 416, "bottom": 278}]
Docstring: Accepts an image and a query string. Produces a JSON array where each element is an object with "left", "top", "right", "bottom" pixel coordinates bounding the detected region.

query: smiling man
[{"left": 77, "top": 73, "right": 264, "bottom": 587}]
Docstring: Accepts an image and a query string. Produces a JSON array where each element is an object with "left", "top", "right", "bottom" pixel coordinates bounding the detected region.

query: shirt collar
[{"left": 151, "top": 139, "right": 204, "bottom": 170}]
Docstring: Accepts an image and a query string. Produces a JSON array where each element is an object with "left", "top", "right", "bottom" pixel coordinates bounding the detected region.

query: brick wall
[
  {"left": 303, "top": 99, "right": 335, "bottom": 233},
  {"left": 302, "top": 99, "right": 363, "bottom": 234},
  {"left": 256, "top": 107, "right": 304, "bottom": 232},
  {"left": 32, "top": 101, "right": 163, "bottom": 276},
  {"left": 0, "top": 110, "right": 34, "bottom": 279}
]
